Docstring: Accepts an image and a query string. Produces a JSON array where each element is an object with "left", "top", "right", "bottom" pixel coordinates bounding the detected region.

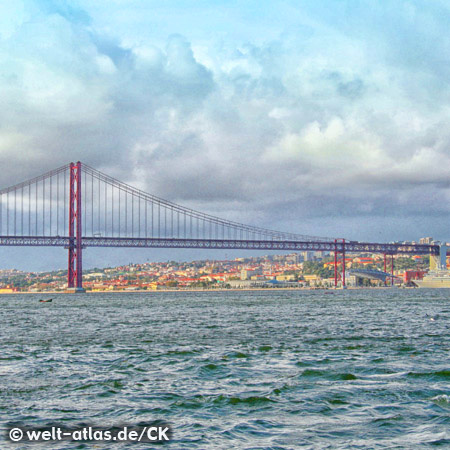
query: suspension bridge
[{"left": 0, "top": 162, "right": 439, "bottom": 291}]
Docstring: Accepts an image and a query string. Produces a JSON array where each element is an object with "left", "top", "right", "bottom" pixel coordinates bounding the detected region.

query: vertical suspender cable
[
  {"left": 35, "top": 180, "right": 38, "bottom": 235},
  {"left": 83, "top": 170, "right": 86, "bottom": 234},
  {"left": 57, "top": 172, "right": 59, "bottom": 236},
  {"left": 64, "top": 169, "right": 66, "bottom": 236},
  {"left": 14, "top": 189, "right": 16, "bottom": 235},
  {"left": 111, "top": 184, "right": 114, "bottom": 237},
  {"left": 42, "top": 178, "right": 45, "bottom": 235},
  {"left": 98, "top": 177, "right": 100, "bottom": 235},
  {"left": 7, "top": 192, "right": 9, "bottom": 235},
  {"left": 125, "top": 190, "right": 127, "bottom": 236},
  {"left": 104, "top": 179, "right": 107, "bottom": 236},
  {"left": 28, "top": 186, "right": 30, "bottom": 235},
  {"left": 118, "top": 186, "right": 121, "bottom": 237},
  {"left": 91, "top": 172, "right": 94, "bottom": 236},
  {"left": 50, "top": 175, "right": 52, "bottom": 234},
  {"left": 21, "top": 187, "right": 24, "bottom": 235}
]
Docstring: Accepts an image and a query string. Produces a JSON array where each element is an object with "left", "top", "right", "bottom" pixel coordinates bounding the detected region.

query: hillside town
[{"left": 0, "top": 248, "right": 436, "bottom": 293}]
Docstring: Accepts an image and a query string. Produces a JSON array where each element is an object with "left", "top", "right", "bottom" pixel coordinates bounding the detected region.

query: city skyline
[{"left": 0, "top": 249, "right": 430, "bottom": 293}]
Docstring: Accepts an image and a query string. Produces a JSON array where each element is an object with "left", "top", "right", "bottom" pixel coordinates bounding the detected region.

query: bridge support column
[
  {"left": 334, "top": 239, "right": 338, "bottom": 288},
  {"left": 67, "top": 161, "right": 85, "bottom": 293},
  {"left": 333, "top": 239, "right": 346, "bottom": 288},
  {"left": 342, "top": 239, "right": 346, "bottom": 288},
  {"left": 391, "top": 254, "right": 394, "bottom": 286},
  {"left": 67, "top": 163, "right": 75, "bottom": 288},
  {"left": 384, "top": 253, "right": 387, "bottom": 286}
]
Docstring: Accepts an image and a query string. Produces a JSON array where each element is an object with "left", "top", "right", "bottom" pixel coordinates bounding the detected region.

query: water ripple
[{"left": 0, "top": 289, "right": 449, "bottom": 448}]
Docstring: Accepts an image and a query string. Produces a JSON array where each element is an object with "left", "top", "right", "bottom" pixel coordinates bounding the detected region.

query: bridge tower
[
  {"left": 67, "top": 162, "right": 85, "bottom": 292},
  {"left": 334, "top": 238, "right": 346, "bottom": 288}
]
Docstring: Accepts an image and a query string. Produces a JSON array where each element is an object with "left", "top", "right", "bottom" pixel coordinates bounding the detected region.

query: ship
[
  {"left": 413, "top": 243, "right": 450, "bottom": 288},
  {"left": 413, "top": 270, "right": 450, "bottom": 288}
]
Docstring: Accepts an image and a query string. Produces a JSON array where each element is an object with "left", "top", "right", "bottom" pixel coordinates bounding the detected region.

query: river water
[{"left": 0, "top": 289, "right": 449, "bottom": 449}]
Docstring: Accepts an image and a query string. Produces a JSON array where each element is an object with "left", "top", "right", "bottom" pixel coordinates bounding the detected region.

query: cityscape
[{"left": 0, "top": 238, "right": 439, "bottom": 293}]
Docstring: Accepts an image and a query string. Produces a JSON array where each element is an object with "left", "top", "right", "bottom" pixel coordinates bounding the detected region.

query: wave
[
  {"left": 432, "top": 394, "right": 450, "bottom": 409},
  {"left": 408, "top": 370, "right": 450, "bottom": 379},
  {"left": 299, "top": 369, "right": 357, "bottom": 380}
]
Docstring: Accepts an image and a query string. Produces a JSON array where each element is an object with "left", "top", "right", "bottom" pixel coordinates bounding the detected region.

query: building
[
  {"left": 240, "top": 268, "right": 262, "bottom": 280},
  {"left": 403, "top": 270, "right": 426, "bottom": 284},
  {"left": 301, "top": 251, "right": 315, "bottom": 262}
]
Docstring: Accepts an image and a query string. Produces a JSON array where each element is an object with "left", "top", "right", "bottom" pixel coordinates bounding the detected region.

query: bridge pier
[
  {"left": 342, "top": 239, "right": 346, "bottom": 288},
  {"left": 334, "top": 239, "right": 337, "bottom": 287},
  {"left": 333, "top": 239, "right": 346, "bottom": 288},
  {"left": 66, "top": 162, "right": 85, "bottom": 293},
  {"left": 391, "top": 254, "right": 394, "bottom": 286}
]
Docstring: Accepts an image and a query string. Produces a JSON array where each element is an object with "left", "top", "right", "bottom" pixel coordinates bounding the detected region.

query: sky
[{"left": 1, "top": 0, "right": 450, "bottom": 270}]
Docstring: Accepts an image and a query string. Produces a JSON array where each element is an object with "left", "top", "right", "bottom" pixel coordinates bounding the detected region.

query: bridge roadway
[{"left": 0, "top": 236, "right": 440, "bottom": 255}]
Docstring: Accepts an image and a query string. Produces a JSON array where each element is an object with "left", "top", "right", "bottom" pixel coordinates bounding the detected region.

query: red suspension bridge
[{"left": 0, "top": 162, "right": 439, "bottom": 291}]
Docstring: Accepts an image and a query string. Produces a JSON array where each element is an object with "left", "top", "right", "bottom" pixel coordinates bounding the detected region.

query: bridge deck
[{"left": 0, "top": 236, "right": 439, "bottom": 255}]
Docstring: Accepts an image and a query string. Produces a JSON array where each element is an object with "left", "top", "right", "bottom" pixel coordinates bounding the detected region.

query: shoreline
[{"left": 0, "top": 286, "right": 407, "bottom": 295}]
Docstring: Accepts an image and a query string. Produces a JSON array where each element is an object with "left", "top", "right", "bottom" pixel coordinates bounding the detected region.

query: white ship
[
  {"left": 414, "top": 270, "right": 450, "bottom": 288},
  {"left": 414, "top": 243, "right": 450, "bottom": 288}
]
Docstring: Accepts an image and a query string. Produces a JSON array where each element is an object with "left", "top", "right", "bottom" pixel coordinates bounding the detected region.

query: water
[{"left": 0, "top": 289, "right": 449, "bottom": 449}]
